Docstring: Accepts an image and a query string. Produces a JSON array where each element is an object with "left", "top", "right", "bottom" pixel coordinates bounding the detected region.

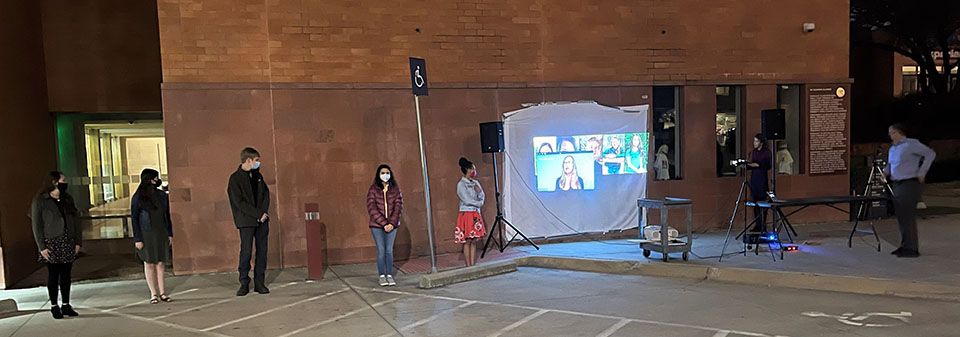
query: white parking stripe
[
  {"left": 103, "top": 288, "right": 199, "bottom": 312},
  {"left": 360, "top": 287, "right": 783, "bottom": 337},
  {"left": 713, "top": 330, "right": 731, "bottom": 337},
  {"left": 201, "top": 288, "right": 349, "bottom": 331},
  {"left": 487, "top": 309, "right": 549, "bottom": 337},
  {"left": 376, "top": 301, "right": 477, "bottom": 337},
  {"left": 154, "top": 281, "right": 302, "bottom": 320},
  {"left": 596, "top": 319, "right": 631, "bottom": 337},
  {"left": 276, "top": 296, "right": 405, "bottom": 337},
  {"left": 88, "top": 305, "right": 231, "bottom": 337}
]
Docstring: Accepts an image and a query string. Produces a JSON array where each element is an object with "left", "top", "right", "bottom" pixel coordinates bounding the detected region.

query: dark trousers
[
  {"left": 47, "top": 263, "right": 73, "bottom": 305},
  {"left": 892, "top": 179, "right": 922, "bottom": 252},
  {"left": 238, "top": 222, "right": 269, "bottom": 287},
  {"left": 750, "top": 188, "right": 768, "bottom": 232}
]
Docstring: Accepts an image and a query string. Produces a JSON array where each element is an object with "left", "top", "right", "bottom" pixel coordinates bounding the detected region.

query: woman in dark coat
[
  {"left": 131, "top": 169, "right": 174, "bottom": 304},
  {"left": 366, "top": 164, "right": 403, "bottom": 287},
  {"left": 31, "top": 171, "right": 81, "bottom": 319}
]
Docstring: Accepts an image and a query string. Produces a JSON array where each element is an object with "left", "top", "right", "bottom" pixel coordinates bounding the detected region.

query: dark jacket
[
  {"left": 131, "top": 189, "right": 174, "bottom": 242},
  {"left": 228, "top": 167, "right": 270, "bottom": 228},
  {"left": 749, "top": 147, "right": 773, "bottom": 197},
  {"left": 366, "top": 183, "right": 403, "bottom": 228},
  {"left": 30, "top": 192, "right": 82, "bottom": 251}
]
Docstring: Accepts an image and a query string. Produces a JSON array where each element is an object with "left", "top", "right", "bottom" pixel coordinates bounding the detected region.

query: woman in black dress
[
  {"left": 31, "top": 171, "right": 81, "bottom": 319},
  {"left": 131, "top": 169, "right": 174, "bottom": 304}
]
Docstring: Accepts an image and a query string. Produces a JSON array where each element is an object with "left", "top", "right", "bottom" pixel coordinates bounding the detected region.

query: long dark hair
[
  {"left": 374, "top": 164, "right": 397, "bottom": 188},
  {"left": 137, "top": 168, "right": 160, "bottom": 210},
  {"left": 38, "top": 170, "right": 63, "bottom": 196}
]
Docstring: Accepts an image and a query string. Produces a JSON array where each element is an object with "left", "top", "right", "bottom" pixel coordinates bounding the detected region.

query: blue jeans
[{"left": 370, "top": 227, "right": 397, "bottom": 276}]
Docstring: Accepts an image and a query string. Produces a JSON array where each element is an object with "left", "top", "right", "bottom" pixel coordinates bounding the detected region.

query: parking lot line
[
  {"left": 487, "top": 309, "right": 549, "bottom": 337},
  {"left": 103, "top": 288, "right": 199, "bottom": 312},
  {"left": 201, "top": 287, "right": 349, "bottom": 332},
  {"left": 595, "top": 319, "right": 631, "bottom": 337},
  {"left": 153, "top": 281, "right": 304, "bottom": 320},
  {"left": 276, "top": 295, "right": 405, "bottom": 337}
]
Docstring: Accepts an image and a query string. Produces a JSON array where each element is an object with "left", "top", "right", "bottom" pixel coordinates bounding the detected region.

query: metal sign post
[{"left": 409, "top": 57, "right": 437, "bottom": 273}]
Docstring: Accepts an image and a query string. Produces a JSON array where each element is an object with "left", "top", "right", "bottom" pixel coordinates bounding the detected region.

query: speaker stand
[{"left": 481, "top": 151, "right": 539, "bottom": 258}]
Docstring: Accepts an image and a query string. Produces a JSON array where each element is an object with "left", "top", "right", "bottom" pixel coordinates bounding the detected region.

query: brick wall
[
  {"left": 158, "top": 0, "right": 852, "bottom": 274},
  {"left": 41, "top": 0, "right": 163, "bottom": 112},
  {"left": 0, "top": 0, "right": 56, "bottom": 288},
  {"left": 159, "top": 0, "right": 848, "bottom": 84}
]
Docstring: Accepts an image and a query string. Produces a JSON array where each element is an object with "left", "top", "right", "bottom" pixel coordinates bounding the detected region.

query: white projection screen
[{"left": 503, "top": 102, "right": 649, "bottom": 239}]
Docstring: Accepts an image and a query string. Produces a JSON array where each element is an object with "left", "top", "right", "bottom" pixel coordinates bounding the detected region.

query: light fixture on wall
[{"left": 803, "top": 23, "right": 816, "bottom": 33}]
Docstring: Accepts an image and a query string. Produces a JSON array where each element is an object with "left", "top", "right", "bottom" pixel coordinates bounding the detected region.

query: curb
[
  {"left": 0, "top": 299, "right": 17, "bottom": 315},
  {"left": 420, "top": 255, "right": 960, "bottom": 302},
  {"left": 418, "top": 260, "right": 518, "bottom": 289}
]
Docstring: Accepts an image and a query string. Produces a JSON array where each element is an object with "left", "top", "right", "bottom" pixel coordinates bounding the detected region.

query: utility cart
[{"left": 636, "top": 197, "right": 693, "bottom": 261}]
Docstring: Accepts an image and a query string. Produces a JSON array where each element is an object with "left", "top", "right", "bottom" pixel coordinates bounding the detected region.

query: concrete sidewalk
[{"left": 417, "top": 182, "right": 960, "bottom": 295}]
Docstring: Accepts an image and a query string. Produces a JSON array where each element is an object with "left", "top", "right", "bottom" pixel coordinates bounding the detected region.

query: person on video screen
[
  {"left": 538, "top": 143, "right": 554, "bottom": 155},
  {"left": 625, "top": 134, "right": 645, "bottom": 174},
  {"left": 555, "top": 155, "right": 584, "bottom": 191},
  {"left": 558, "top": 137, "right": 577, "bottom": 153},
  {"left": 602, "top": 136, "right": 625, "bottom": 174}
]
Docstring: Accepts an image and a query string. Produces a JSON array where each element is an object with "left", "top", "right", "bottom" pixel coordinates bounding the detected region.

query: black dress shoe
[
  {"left": 890, "top": 247, "right": 903, "bottom": 255},
  {"left": 51, "top": 306, "right": 64, "bottom": 319},
  {"left": 896, "top": 249, "right": 920, "bottom": 258},
  {"left": 236, "top": 285, "right": 250, "bottom": 296},
  {"left": 61, "top": 304, "right": 79, "bottom": 317},
  {"left": 254, "top": 285, "right": 270, "bottom": 294}
]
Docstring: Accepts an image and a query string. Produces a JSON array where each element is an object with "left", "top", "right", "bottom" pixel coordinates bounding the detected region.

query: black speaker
[
  {"left": 761, "top": 109, "right": 786, "bottom": 140},
  {"left": 479, "top": 121, "right": 504, "bottom": 153}
]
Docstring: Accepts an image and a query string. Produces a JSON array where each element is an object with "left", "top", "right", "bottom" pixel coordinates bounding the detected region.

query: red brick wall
[
  {"left": 0, "top": 0, "right": 56, "bottom": 288},
  {"left": 158, "top": 0, "right": 851, "bottom": 274},
  {"left": 41, "top": 0, "right": 163, "bottom": 112},
  {"left": 159, "top": 0, "right": 848, "bottom": 84}
]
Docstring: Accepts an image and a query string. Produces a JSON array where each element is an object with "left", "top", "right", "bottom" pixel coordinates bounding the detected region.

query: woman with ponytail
[{"left": 455, "top": 157, "right": 486, "bottom": 267}]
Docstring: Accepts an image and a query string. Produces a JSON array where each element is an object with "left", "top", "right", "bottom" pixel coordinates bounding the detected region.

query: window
[
  {"left": 715, "top": 86, "right": 742, "bottom": 177},
  {"left": 902, "top": 66, "right": 920, "bottom": 96},
  {"left": 652, "top": 86, "right": 682, "bottom": 180},
  {"left": 776, "top": 85, "right": 803, "bottom": 175}
]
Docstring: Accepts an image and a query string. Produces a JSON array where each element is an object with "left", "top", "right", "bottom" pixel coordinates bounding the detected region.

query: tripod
[
  {"left": 853, "top": 154, "right": 894, "bottom": 231},
  {"left": 481, "top": 151, "right": 539, "bottom": 258},
  {"left": 719, "top": 163, "right": 776, "bottom": 261}
]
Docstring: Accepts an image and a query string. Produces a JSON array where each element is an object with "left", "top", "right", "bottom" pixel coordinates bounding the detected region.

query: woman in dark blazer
[{"left": 31, "top": 171, "right": 82, "bottom": 319}]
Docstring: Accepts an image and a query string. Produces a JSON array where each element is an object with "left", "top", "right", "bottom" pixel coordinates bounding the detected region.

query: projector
[{"left": 643, "top": 225, "right": 679, "bottom": 242}]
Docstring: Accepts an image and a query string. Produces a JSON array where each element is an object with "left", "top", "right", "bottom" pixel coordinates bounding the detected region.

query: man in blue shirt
[{"left": 884, "top": 124, "right": 936, "bottom": 258}]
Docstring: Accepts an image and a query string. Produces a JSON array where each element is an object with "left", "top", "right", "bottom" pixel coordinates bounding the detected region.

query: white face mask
[
  {"left": 380, "top": 173, "right": 391, "bottom": 182},
  {"left": 252, "top": 161, "right": 261, "bottom": 170}
]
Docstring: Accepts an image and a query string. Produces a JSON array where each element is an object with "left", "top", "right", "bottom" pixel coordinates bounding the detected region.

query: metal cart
[{"left": 637, "top": 197, "right": 693, "bottom": 261}]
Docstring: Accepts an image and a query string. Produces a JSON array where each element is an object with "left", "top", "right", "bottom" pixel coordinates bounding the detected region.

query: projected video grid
[{"left": 533, "top": 133, "right": 648, "bottom": 192}]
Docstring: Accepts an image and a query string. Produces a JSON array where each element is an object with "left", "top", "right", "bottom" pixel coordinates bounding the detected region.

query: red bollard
[{"left": 305, "top": 203, "right": 325, "bottom": 280}]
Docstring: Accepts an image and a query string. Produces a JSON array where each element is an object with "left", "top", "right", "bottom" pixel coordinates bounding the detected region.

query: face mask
[
  {"left": 154, "top": 179, "right": 163, "bottom": 188},
  {"left": 252, "top": 161, "right": 261, "bottom": 170},
  {"left": 470, "top": 171, "right": 478, "bottom": 178},
  {"left": 380, "top": 173, "right": 391, "bottom": 182},
  {"left": 57, "top": 182, "right": 68, "bottom": 192}
]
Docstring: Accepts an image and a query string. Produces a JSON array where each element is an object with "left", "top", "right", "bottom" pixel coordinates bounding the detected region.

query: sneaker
[
  {"left": 51, "top": 305, "right": 64, "bottom": 319},
  {"left": 386, "top": 275, "right": 396, "bottom": 286},
  {"left": 61, "top": 304, "right": 79, "bottom": 317},
  {"left": 378, "top": 275, "right": 388, "bottom": 287}
]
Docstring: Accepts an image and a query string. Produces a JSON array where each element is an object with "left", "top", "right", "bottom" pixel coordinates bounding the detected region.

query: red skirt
[{"left": 454, "top": 211, "right": 486, "bottom": 244}]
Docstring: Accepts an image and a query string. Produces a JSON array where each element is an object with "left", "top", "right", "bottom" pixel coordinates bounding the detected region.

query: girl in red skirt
[{"left": 456, "top": 157, "right": 486, "bottom": 266}]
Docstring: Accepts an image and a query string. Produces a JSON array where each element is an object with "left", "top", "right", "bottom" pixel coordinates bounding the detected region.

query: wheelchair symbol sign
[{"left": 409, "top": 57, "right": 429, "bottom": 96}]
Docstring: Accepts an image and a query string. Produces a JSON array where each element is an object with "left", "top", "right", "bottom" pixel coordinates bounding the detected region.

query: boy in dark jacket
[{"left": 227, "top": 147, "right": 271, "bottom": 296}]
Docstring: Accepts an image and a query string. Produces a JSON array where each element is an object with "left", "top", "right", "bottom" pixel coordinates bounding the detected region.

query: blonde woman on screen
[{"left": 555, "top": 155, "right": 584, "bottom": 191}]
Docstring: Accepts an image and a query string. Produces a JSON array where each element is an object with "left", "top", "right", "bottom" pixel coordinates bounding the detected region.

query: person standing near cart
[{"left": 884, "top": 123, "right": 935, "bottom": 258}]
